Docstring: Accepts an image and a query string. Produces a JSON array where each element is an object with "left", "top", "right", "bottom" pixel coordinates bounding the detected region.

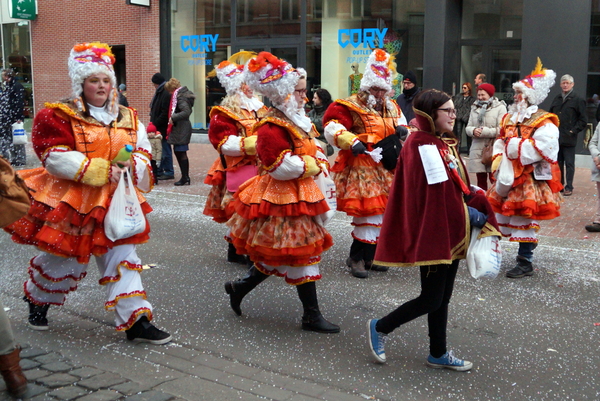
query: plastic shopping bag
[
  {"left": 12, "top": 122, "right": 27, "bottom": 145},
  {"left": 313, "top": 170, "right": 337, "bottom": 226},
  {"left": 104, "top": 171, "right": 146, "bottom": 242},
  {"left": 466, "top": 227, "right": 502, "bottom": 279},
  {"left": 495, "top": 154, "right": 514, "bottom": 197}
]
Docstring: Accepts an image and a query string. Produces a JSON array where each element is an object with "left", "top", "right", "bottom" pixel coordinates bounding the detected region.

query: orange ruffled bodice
[
  {"left": 5, "top": 103, "right": 151, "bottom": 264},
  {"left": 487, "top": 111, "right": 561, "bottom": 220},
  {"left": 227, "top": 112, "right": 333, "bottom": 267}
]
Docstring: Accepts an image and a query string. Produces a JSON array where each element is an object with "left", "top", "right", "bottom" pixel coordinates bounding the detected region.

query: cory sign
[{"left": 338, "top": 28, "right": 387, "bottom": 49}]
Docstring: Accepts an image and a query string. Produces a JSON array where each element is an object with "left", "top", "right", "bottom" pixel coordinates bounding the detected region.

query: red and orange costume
[
  {"left": 227, "top": 109, "right": 333, "bottom": 283},
  {"left": 487, "top": 109, "right": 562, "bottom": 243},
  {"left": 204, "top": 104, "right": 267, "bottom": 222},
  {"left": 5, "top": 101, "right": 156, "bottom": 331}
]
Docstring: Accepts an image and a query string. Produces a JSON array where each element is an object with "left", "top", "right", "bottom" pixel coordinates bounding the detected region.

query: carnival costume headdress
[
  {"left": 512, "top": 58, "right": 556, "bottom": 106},
  {"left": 208, "top": 51, "right": 257, "bottom": 96},
  {"left": 359, "top": 48, "right": 395, "bottom": 93},
  {"left": 244, "top": 51, "right": 302, "bottom": 107},
  {"left": 68, "top": 42, "right": 119, "bottom": 115}
]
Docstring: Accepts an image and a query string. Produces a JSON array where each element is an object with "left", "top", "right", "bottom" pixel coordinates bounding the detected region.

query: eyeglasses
[
  {"left": 462, "top": 86, "right": 468, "bottom": 89},
  {"left": 436, "top": 108, "right": 457, "bottom": 117},
  {"left": 294, "top": 89, "right": 307, "bottom": 95}
]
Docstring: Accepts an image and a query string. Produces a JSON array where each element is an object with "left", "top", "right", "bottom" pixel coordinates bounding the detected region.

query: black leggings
[{"left": 376, "top": 260, "right": 459, "bottom": 358}]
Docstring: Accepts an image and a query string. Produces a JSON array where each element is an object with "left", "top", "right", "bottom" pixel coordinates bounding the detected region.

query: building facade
[{"left": 18, "top": 0, "right": 600, "bottom": 155}]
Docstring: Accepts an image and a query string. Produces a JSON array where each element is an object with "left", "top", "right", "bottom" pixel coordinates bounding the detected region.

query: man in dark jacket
[
  {"left": 395, "top": 71, "right": 420, "bottom": 123},
  {"left": 150, "top": 73, "right": 174, "bottom": 180},
  {"left": 549, "top": 74, "right": 588, "bottom": 196}
]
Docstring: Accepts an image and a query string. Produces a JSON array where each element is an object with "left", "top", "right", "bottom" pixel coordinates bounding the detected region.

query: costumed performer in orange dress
[
  {"left": 322, "top": 49, "right": 407, "bottom": 279},
  {"left": 367, "top": 89, "right": 500, "bottom": 371},
  {"left": 204, "top": 51, "right": 268, "bottom": 264},
  {"left": 224, "top": 52, "right": 339, "bottom": 333},
  {"left": 487, "top": 58, "right": 562, "bottom": 278},
  {"left": 3, "top": 42, "right": 171, "bottom": 344}
]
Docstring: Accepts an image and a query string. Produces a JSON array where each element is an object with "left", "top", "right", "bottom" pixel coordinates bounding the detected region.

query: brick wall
[{"left": 30, "top": 0, "right": 161, "bottom": 125}]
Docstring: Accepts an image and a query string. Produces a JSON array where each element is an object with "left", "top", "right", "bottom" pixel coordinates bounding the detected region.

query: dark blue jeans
[
  {"left": 376, "top": 260, "right": 459, "bottom": 358},
  {"left": 517, "top": 242, "right": 536, "bottom": 262},
  {"left": 158, "top": 138, "right": 174, "bottom": 176}
]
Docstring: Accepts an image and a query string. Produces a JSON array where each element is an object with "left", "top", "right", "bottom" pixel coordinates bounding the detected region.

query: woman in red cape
[{"left": 367, "top": 89, "right": 500, "bottom": 371}]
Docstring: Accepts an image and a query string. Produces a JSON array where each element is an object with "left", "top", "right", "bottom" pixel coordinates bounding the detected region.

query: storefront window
[
  {"left": 171, "top": 0, "right": 425, "bottom": 130},
  {"left": 2, "top": 22, "right": 32, "bottom": 118}
]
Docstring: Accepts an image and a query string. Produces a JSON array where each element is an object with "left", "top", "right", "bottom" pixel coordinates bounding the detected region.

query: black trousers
[
  {"left": 376, "top": 260, "right": 459, "bottom": 358},
  {"left": 558, "top": 145, "right": 576, "bottom": 191}
]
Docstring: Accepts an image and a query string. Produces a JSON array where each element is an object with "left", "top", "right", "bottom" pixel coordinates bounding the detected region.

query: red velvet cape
[{"left": 374, "top": 122, "right": 469, "bottom": 267}]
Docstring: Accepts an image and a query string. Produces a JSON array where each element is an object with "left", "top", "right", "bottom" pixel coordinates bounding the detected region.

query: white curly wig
[
  {"left": 244, "top": 52, "right": 301, "bottom": 107},
  {"left": 359, "top": 48, "right": 394, "bottom": 93},
  {"left": 512, "top": 58, "right": 556, "bottom": 106},
  {"left": 68, "top": 42, "right": 118, "bottom": 114}
]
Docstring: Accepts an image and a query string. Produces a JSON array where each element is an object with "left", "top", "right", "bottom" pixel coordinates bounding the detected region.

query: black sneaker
[
  {"left": 506, "top": 259, "right": 534, "bottom": 278},
  {"left": 126, "top": 316, "right": 172, "bottom": 345},
  {"left": 24, "top": 296, "right": 49, "bottom": 331}
]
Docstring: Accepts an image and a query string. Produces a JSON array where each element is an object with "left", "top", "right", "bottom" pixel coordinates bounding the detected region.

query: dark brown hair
[{"left": 413, "top": 89, "right": 451, "bottom": 121}]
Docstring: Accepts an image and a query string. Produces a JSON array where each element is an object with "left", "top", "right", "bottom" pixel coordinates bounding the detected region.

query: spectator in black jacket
[
  {"left": 0, "top": 69, "right": 25, "bottom": 165},
  {"left": 396, "top": 71, "right": 420, "bottom": 123},
  {"left": 150, "top": 73, "right": 174, "bottom": 179},
  {"left": 549, "top": 74, "right": 588, "bottom": 196}
]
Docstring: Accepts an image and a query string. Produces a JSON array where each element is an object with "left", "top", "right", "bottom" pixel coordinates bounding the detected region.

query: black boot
[
  {"left": 125, "top": 316, "right": 172, "bottom": 345},
  {"left": 174, "top": 176, "right": 190, "bottom": 186},
  {"left": 24, "top": 296, "right": 49, "bottom": 331},
  {"left": 227, "top": 243, "right": 248, "bottom": 265},
  {"left": 296, "top": 281, "right": 340, "bottom": 333},
  {"left": 506, "top": 256, "right": 534, "bottom": 278},
  {"left": 224, "top": 265, "right": 269, "bottom": 316}
]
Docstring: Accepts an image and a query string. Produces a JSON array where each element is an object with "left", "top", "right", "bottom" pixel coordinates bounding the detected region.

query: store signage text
[
  {"left": 338, "top": 28, "right": 387, "bottom": 49},
  {"left": 181, "top": 34, "right": 219, "bottom": 53}
]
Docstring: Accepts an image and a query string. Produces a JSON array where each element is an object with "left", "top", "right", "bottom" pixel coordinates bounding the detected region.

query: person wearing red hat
[{"left": 465, "top": 83, "right": 507, "bottom": 190}]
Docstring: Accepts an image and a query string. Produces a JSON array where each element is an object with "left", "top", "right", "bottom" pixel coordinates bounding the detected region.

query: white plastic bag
[
  {"left": 313, "top": 170, "right": 337, "bottom": 226},
  {"left": 495, "top": 154, "right": 514, "bottom": 197},
  {"left": 104, "top": 171, "right": 146, "bottom": 241},
  {"left": 466, "top": 227, "right": 502, "bottom": 279},
  {"left": 12, "top": 122, "right": 27, "bottom": 145}
]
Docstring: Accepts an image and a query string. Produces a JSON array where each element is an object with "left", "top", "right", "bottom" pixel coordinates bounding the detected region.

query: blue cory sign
[{"left": 338, "top": 28, "right": 387, "bottom": 49}]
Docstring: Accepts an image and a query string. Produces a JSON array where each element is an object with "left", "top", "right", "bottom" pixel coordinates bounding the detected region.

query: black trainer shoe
[
  {"left": 24, "top": 296, "right": 49, "bottom": 331},
  {"left": 126, "top": 316, "right": 172, "bottom": 345}
]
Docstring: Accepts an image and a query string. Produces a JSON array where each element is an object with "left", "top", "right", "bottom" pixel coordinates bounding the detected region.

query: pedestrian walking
[
  {"left": 366, "top": 88, "right": 499, "bottom": 372},
  {"left": 549, "top": 74, "right": 587, "bottom": 196},
  {"left": 165, "top": 78, "right": 195, "bottom": 186},
  {"left": 150, "top": 73, "right": 174, "bottom": 180},
  {"left": 487, "top": 59, "right": 562, "bottom": 278},
  {"left": 224, "top": 52, "right": 339, "bottom": 333},
  {"left": 3, "top": 42, "right": 171, "bottom": 344},
  {"left": 465, "top": 83, "right": 507, "bottom": 190},
  {"left": 323, "top": 49, "right": 407, "bottom": 279},
  {"left": 0, "top": 69, "right": 26, "bottom": 165},
  {"left": 204, "top": 51, "right": 268, "bottom": 264}
]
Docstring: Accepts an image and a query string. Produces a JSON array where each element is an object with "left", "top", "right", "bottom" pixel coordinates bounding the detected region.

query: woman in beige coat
[{"left": 466, "top": 83, "right": 507, "bottom": 190}]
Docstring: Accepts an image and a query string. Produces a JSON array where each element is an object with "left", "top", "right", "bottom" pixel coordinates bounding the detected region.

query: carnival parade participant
[
  {"left": 204, "top": 51, "right": 268, "bottom": 264},
  {"left": 224, "top": 52, "right": 339, "bottom": 333},
  {"left": 3, "top": 42, "right": 171, "bottom": 344},
  {"left": 367, "top": 89, "right": 499, "bottom": 371},
  {"left": 322, "top": 48, "right": 407, "bottom": 279},
  {"left": 487, "top": 58, "right": 562, "bottom": 278}
]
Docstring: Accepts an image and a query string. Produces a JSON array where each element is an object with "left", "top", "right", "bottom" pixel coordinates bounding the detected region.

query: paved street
[{"left": 1, "top": 139, "right": 599, "bottom": 400}]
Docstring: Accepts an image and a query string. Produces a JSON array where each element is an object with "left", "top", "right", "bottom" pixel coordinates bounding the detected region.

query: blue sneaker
[
  {"left": 367, "top": 319, "right": 386, "bottom": 363},
  {"left": 426, "top": 350, "right": 473, "bottom": 371}
]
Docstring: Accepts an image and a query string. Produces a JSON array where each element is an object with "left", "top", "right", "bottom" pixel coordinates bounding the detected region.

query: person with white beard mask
[
  {"left": 323, "top": 49, "right": 408, "bottom": 279},
  {"left": 224, "top": 52, "right": 339, "bottom": 334},
  {"left": 487, "top": 58, "right": 562, "bottom": 278}
]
